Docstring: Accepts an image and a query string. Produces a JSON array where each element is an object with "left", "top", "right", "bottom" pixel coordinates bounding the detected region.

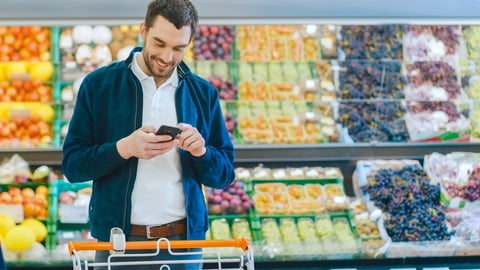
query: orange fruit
[
  {"left": 8, "top": 187, "right": 21, "bottom": 197},
  {"left": 23, "top": 202, "right": 39, "bottom": 218},
  {"left": 21, "top": 187, "right": 35, "bottom": 198},
  {"left": 0, "top": 192, "right": 11, "bottom": 204},
  {"left": 35, "top": 185, "right": 48, "bottom": 195},
  {"left": 11, "top": 195, "right": 23, "bottom": 205}
]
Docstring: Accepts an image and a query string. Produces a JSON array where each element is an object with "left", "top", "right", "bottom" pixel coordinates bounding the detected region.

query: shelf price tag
[
  {"left": 0, "top": 204, "right": 24, "bottom": 223},
  {"left": 59, "top": 203, "right": 88, "bottom": 223},
  {"left": 423, "top": 268, "right": 449, "bottom": 270}
]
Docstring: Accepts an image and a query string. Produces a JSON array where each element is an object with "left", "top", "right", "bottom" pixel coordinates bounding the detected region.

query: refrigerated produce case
[{"left": 1, "top": 0, "right": 480, "bottom": 269}]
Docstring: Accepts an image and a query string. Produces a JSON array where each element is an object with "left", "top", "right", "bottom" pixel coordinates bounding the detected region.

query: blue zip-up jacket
[{"left": 62, "top": 47, "right": 235, "bottom": 242}]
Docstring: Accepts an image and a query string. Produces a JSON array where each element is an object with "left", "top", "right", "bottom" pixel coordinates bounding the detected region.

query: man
[{"left": 62, "top": 0, "right": 235, "bottom": 269}]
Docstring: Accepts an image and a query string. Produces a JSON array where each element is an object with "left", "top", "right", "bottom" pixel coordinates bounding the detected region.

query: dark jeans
[{"left": 93, "top": 234, "right": 203, "bottom": 270}]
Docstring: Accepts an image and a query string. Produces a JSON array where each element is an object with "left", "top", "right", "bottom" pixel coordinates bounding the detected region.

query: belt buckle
[
  {"left": 146, "top": 224, "right": 163, "bottom": 239},
  {"left": 146, "top": 223, "right": 174, "bottom": 239}
]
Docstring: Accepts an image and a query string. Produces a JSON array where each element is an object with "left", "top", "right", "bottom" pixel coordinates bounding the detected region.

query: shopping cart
[{"left": 68, "top": 227, "right": 255, "bottom": 270}]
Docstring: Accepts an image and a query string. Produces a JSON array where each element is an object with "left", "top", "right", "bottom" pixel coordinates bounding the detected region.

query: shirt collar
[{"left": 132, "top": 52, "right": 178, "bottom": 88}]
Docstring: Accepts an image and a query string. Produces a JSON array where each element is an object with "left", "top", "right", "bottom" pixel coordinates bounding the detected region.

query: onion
[
  {"left": 93, "top": 25, "right": 113, "bottom": 45},
  {"left": 72, "top": 25, "right": 94, "bottom": 44}
]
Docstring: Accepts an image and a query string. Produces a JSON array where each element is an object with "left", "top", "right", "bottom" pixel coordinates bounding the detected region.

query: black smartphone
[{"left": 155, "top": 125, "right": 182, "bottom": 142}]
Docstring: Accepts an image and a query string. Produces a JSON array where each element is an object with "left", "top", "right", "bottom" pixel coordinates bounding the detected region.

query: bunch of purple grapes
[
  {"left": 362, "top": 164, "right": 451, "bottom": 241},
  {"left": 338, "top": 101, "right": 408, "bottom": 142},
  {"left": 208, "top": 76, "right": 238, "bottom": 101},
  {"left": 406, "top": 62, "right": 462, "bottom": 99},
  {"left": 406, "top": 101, "right": 463, "bottom": 122},
  {"left": 407, "top": 26, "right": 460, "bottom": 55},
  {"left": 193, "top": 25, "right": 236, "bottom": 60},
  {"left": 339, "top": 60, "right": 406, "bottom": 99},
  {"left": 339, "top": 25, "right": 406, "bottom": 59},
  {"left": 444, "top": 167, "right": 480, "bottom": 201},
  {"left": 223, "top": 112, "right": 237, "bottom": 144},
  {"left": 384, "top": 204, "right": 451, "bottom": 241}
]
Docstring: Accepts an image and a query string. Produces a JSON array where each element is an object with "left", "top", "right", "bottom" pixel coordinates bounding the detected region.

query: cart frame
[{"left": 68, "top": 227, "right": 255, "bottom": 270}]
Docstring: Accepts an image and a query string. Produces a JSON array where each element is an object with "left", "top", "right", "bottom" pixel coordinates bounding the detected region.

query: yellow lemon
[
  {"left": 5, "top": 225, "right": 36, "bottom": 251},
  {"left": 0, "top": 214, "right": 15, "bottom": 238},
  {"left": 6, "top": 61, "right": 28, "bottom": 79},
  {"left": 29, "top": 62, "right": 54, "bottom": 82},
  {"left": 39, "top": 105, "right": 54, "bottom": 122},
  {"left": 21, "top": 218, "right": 47, "bottom": 242},
  {"left": 0, "top": 63, "right": 5, "bottom": 80}
]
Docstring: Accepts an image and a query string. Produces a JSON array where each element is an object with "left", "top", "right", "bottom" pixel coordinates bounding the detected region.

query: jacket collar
[{"left": 125, "top": 47, "right": 192, "bottom": 81}]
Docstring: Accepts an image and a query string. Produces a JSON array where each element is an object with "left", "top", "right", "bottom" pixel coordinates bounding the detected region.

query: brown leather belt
[{"left": 130, "top": 218, "right": 187, "bottom": 239}]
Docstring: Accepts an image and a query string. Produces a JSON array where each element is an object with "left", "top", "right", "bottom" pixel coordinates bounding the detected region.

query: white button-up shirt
[{"left": 129, "top": 52, "right": 186, "bottom": 225}]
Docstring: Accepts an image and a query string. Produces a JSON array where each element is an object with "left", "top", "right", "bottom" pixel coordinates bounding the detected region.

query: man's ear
[{"left": 139, "top": 22, "right": 147, "bottom": 42}]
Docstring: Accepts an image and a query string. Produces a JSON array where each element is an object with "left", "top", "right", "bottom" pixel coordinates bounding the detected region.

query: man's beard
[{"left": 143, "top": 52, "right": 174, "bottom": 79}]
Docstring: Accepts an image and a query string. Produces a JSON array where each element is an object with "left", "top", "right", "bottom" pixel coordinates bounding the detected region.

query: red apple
[{"left": 59, "top": 191, "right": 76, "bottom": 205}]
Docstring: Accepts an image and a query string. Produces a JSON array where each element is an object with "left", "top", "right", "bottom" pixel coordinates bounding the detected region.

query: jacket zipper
[{"left": 123, "top": 73, "right": 140, "bottom": 232}]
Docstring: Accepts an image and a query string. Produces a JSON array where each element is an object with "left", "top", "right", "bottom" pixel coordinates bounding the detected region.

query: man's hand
[
  {"left": 116, "top": 126, "right": 178, "bottom": 159},
  {"left": 177, "top": 123, "right": 206, "bottom": 157}
]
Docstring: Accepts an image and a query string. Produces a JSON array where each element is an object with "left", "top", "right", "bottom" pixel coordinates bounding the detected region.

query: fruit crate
[
  {"left": 455, "top": 240, "right": 480, "bottom": 256},
  {"left": 248, "top": 168, "right": 347, "bottom": 216},
  {"left": 403, "top": 25, "right": 462, "bottom": 62},
  {"left": 318, "top": 25, "right": 338, "bottom": 60},
  {"left": 355, "top": 159, "right": 457, "bottom": 258},
  {"left": 311, "top": 60, "right": 338, "bottom": 102},
  {"left": 235, "top": 61, "right": 318, "bottom": 101},
  {"left": 337, "top": 25, "right": 405, "bottom": 60},
  {"left": 235, "top": 25, "right": 321, "bottom": 62},
  {"left": 376, "top": 216, "right": 457, "bottom": 258},
  {"left": 191, "top": 60, "right": 238, "bottom": 101},
  {"left": 233, "top": 100, "right": 333, "bottom": 144},
  {"left": 252, "top": 181, "right": 348, "bottom": 216},
  {"left": 337, "top": 100, "right": 409, "bottom": 143},
  {"left": 49, "top": 179, "right": 92, "bottom": 224},
  {"left": 46, "top": 179, "right": 92, "bottom": 251},
  {"left": 55, "top": 25, "right": 142, "bottom": 82},
  {"left": 423, "top": 152, "right": 480, "bottom": 210},
  {"left": 251, "top": 212, "right": 362, "bottom": 260},
  {"left": 192, "top": 25, "right": 237, "bottom": 61},
  {"left": 403, "top": 60, "right": 469, "bottom": 103},
  {"left": 208, "top": 213, "right": 258, "bottom": 242},
  {"left": 0, "top": 181, "right": 50, "bottom": 223},
  {"left": 206, "top": 213, "right": 259, "bottom": 259},
  {"left": 403, "top": 100, "right": 471, "bottom": 142},
  {"left": 0, "top": 26, "right": 60, "bottom": 148},
  {"left": 337, "top": 60, "right": 406, "bottom": 100}
]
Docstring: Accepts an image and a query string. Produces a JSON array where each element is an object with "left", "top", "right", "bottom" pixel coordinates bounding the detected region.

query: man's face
[{"left": 139, "top": 16, "right": 191, "bottom": 84}]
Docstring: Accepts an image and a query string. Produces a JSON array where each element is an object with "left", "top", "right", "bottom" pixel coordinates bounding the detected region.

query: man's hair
[{"left": 145, "top": 0, "right": 198, "bottom": 40}]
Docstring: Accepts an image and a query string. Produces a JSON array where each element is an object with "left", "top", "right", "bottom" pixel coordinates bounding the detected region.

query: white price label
[
  {"left": 423, "top": 268, "right": 449, "bottom": 270},
  {"left": 305, "top": 112, "right": 315, "bottom": 120},
  {"left": 333, "top": 196, "right": 346, "bottom": 204},
  {"left": 65, "top": 61, "right": 77, "bottom": 69},
  {"left": 60, "top": 203, "right": 89, "bottom": 223},
  {"left": 305, "top": 79, "right": 316, "bottom": 89},
  {"left": 62, "top": 231, "right": 76, "bottom": 239},
  {"left": 305, "top": 25, "right": 318, "bottom": 35},
  {"left": 0, "top": 204, "right": 23, "bottom": 223}
]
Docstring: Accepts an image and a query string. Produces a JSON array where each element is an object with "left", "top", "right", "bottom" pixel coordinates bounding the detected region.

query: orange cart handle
[{"left": 68, "top": 238, "right": 250, "bottom": 255}]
